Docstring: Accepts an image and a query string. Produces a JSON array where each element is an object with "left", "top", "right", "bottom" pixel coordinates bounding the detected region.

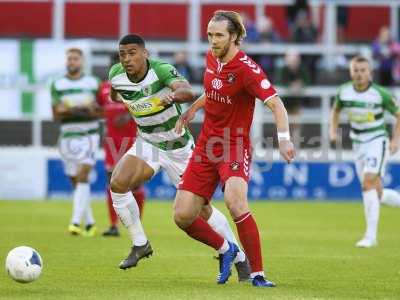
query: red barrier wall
[
  {"left": 130, "top": 3, "right": 187, "bottom": 39},
  {"left": 0, "top": 1, "right": 52, "bottom": 38},
  {"left": 65, "top": 2, "right": 119, "bottom": 38}
]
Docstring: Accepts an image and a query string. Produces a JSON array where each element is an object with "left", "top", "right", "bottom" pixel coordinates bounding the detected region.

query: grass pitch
[{"left": 0, "top": 200, "right": 399, "bottom": 300}]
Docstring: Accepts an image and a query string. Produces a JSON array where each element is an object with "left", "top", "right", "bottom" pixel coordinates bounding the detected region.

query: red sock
[
  {"left": 235, "top": 212, "right": 263, "bottom": 273},
  {"left": 106, "top": 188, "right": 118, "bottom": 226},
  {"left": 184, "top": 217, "right": 225, "bottom": 250},
  {"left": 133, "top": 186, "right": 146, "bottom": 219}
]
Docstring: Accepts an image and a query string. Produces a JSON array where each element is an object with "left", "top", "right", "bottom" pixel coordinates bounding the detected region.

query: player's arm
[
  {"left": 93, "top": 82, "right": 105, "bottom": 118},
  {"left": 242, "top": 63, "right": 294, "bottom": 163},
  {"left": 157, "top": 63, "right": 195, "bottom": 105},
  {"left": 265, "top": 95, "right": 295, "bottom": 163},
  {"left": 51, "top": 82, "right": 90, "bottom": 121},
  {"left": 109, "top": 87, "right": 122, "bottom": 102},
  {"left": 86, "top": 102, "right": 103, "bottom": 118},
  {"left": 160, "top": 80, "right": 195, "bottom": 106},
  {"left": 330, "top": 103, "right": 341, "bottom": 144},
  {"left": 52, "top": 103, "right": 69, "bottom": 121},
  {"left": 53, "top": 104, "right": 95, "bottom": 121},
  {"left": 380, "top": 87, "right": 400, "bottom": 154},
  {"left": 170, "top": 80, "right": 196, "bottom": 102},
  {"left": 175, "top": 93, "right": 206, "bottom": 134},
  {"left": 390, "top": 111, "right": 400, "bottom": 154},
  {"left": 329, "top": 91, "right": 343, "bottom": 145}
]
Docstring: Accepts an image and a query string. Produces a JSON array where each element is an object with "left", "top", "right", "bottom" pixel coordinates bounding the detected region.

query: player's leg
[
  {"left": 199, "top": 205, "right": 250, "bottom": 282},
  {"left": 218, "top": 145, "right": 274, "bottom": 287},
  {"left": 110, "top": 147, "right": 155, "bottom": 269},
  {"left": 76, "top": 163, "right": 97, "bottom": 237},
  {"left": 132, "top": 186, "right": 146, "bottom": 218},
  {"left": 103, "top": 171, "right": 120, "bottom": 237},
  {"left": 357, "top": 173, "right": 381, "bottom": 247},
  {"left": 79, "top": 133, "right": 101, "bottom": 237},
  {"left": 165, "top": 142, "right": 249, "bottom": 280},
  {"left": 67, "top": 174, "right": 83, "bottom": 235},
  {"left": 356, "top": 138, "right": 388, "bottom": 248},
  {"left": 175, "top": 146, "right": 239, "bottom": 284},
  {"left": 65, "top": 160, "right": 87, "bottom": 235},
  {"left": 223, "top": 177, "right": 275, "bottom": 287},
  {"left": 173, "top": 189, "right": 238, "bottom": 284},
  {"left": 381, "top": 188, "right": 400, "bottom": 207}
]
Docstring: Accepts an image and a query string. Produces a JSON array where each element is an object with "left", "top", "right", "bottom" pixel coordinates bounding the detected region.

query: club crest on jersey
[
  {"left": 142, "top": 85, "right": 152, "bottom": 96},
  {"left": 230, "top": 162, "right": 240, "bottom": 171},
  {"left": 212, "top": 78, "right": 223, "bottom": 90},
  {"left": 170, "top": 68, "right": 180, "bottom": 78},
  {"left": 227, "top": 73, "right": 236, "bottom": 84},
  {"left": 367, "top": 103, "right": 374, "bottom": 108}
]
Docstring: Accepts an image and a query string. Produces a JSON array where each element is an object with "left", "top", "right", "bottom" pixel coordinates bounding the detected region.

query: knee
[
  {"left": 226, "top": 202, "right": 247, "bottom": 219},
  {"left": 110, "top": 174, "right": 130, "bottom": 194},
  {"left": 225, "top": 194, "right": 248, "bottom": 218},
  {"left": 76, "top": 167, "right": 90, "bottom": 183},
  {"left": 362, "top": 176, "right": 379, "bottom": 191},
  {"left": 199, "top": 205, "right": 212, "bottom": 220},
  {"left": 173, "top": 206, "right": 195, "bottom": 229}
]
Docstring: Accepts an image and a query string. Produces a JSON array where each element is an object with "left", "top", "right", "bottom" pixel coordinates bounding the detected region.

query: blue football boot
[
  {"left": 252, "top": 275, "right": 276, "bottom": 287},
  {"left": 217, "top": 242, "right": 239, "bottom": 284}
]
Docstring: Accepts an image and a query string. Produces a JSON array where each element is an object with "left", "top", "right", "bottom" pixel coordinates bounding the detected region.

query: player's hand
[
  {"left": 114, "top": 113, "right": 131, "bottom": 128},
  {"left": 175, "top": 108, "right": 196, "bottom": 134},
  {"left": 329, "top": 130, "right": 337, "bottom": 148},
  {"left": 87, "top": 103, "right": 102, "bottom": 117},
  {"left": 389, "top": 139, "right": 399, "bottom": 155},
  {"left": 70, "top": 105, "right": 90, "bottom": 117},
  {"left": 329, "top": 130, "right": 337, "bottom": 144},
  {"left": 278, "top": 139, "right": 295, "bottom": 163},
  {"left": 158, "top": 92, "right": 175, "bottom": 106}
]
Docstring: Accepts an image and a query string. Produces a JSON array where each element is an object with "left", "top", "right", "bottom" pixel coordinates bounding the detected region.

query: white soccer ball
[{"left": 5, "top": 246, "right": 43, "bottom": 283}]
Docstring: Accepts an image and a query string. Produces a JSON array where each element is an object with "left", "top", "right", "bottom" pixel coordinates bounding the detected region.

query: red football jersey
[
  {"left": 97, "top": 81, "right": 137, "bottom": 145},
  {"left": 97, "top": 81, "right": 137, "bottom": 169},
  {"left": 197, "top": 50, "right": 277, "bottom": 148}
]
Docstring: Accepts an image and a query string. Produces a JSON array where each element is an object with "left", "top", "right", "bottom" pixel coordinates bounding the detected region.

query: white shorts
[
  {"left": 58, "top": 133, "right": 100, "bottom": 177},
  {"left": 126, "top": 137, "right": 194, "bottom": 187},
  {"left": 353, "top": 136, "right": 389, "bottom": 180}
]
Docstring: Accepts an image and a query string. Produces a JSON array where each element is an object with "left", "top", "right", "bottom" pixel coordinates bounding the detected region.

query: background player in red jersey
[
  {"left": 97, "top": 57, "right": 146, "bottom": 236},
  {"left": 173, "top": 11, "right": 295, "bottom": 287}
]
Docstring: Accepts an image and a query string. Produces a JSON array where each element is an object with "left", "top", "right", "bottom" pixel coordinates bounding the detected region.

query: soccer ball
[{"left": 5, "top": 246, "right": 43, "bottom": 283}]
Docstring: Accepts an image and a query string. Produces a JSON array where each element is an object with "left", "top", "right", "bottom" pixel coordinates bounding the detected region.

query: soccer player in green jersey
[
  {"left": 330, "top": 56, "right": 400, "bottom": 247},
  {"left": 108, "top": 34, "right": 250, "bottom": 280},
  {"left": 51, "top": 48, "right": 102, "bottom": 236}
]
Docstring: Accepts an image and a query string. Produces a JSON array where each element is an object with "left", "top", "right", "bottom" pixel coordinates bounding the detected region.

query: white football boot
[{"left": 356, "top": 237, "right": 377, "bottom": 248}]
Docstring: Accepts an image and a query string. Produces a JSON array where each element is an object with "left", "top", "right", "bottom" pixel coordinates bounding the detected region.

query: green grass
[{"left": 0, "top": 200, "right": 399, "bottom": 300}]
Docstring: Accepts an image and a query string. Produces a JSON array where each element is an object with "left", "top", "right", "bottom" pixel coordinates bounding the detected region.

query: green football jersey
[
  {"left": 335, "top": 82, "right": 400, "bottom": 143},
  {"left": 109, "top": 58, "right": 192, "bottom": 150},
  {"left": 51, "top": 75, "right": 100, "bottom": 119}
]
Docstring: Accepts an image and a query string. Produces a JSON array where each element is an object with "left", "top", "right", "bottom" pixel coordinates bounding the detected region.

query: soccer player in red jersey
[
  {"left": 174, "top": 11, "right": 295, "bottom": 287},
  {"left": 97, "top": 76, "right": 146, "bottom": 237}
]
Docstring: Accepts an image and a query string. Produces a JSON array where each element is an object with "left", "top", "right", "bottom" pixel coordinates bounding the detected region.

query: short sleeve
[
  {"left": 379, "top": 86, "right": 400, "bottom": 115},
  {"left": 51, "top": 81, "right": 61, "bottom": 105},
  {"left": 243, "top": 64, "right": 277, "bottom": 103},
  {"left": 108, "top": 63, "right": 123, "bottom": 81},
  {"left": 155, "top": 62, "right": 187, "bottom": 87},
  {"left": 334, "top": 91, "right": 343, "bottom": 109},
  {"left": 96, "top": 81, "right": 109, "bottom": 106}
]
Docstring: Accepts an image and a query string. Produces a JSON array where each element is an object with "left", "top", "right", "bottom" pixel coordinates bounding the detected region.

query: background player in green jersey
[
  {"left": 51, "top": 48, "right": 102, "bottom": 236},
  {"left": 330, "top": 56, "right": 400, "bottom": 248},
  {"left": 108, "top": 34, "right": 250, "bottom": 280}
]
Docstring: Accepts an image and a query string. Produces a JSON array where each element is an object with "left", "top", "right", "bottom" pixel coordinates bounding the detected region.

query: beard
[
  {"left": 213, "top": 42, "right": 231, "bottom": 60},
  {"left": 67, "top": 66, "right": 81, "bottom": 75}
]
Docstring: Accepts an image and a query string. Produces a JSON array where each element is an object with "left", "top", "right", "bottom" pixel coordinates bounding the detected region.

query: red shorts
[
  {"left": 104, "top": 138, "right": 134, "bottom": 171},
  {"left": 179, "top": 144, "right": 251, "bottom": 202}
]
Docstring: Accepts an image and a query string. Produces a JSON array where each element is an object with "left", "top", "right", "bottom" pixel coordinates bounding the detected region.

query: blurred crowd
[{"left": 168, "top": 0, "right": 400, "bottom": 120}]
